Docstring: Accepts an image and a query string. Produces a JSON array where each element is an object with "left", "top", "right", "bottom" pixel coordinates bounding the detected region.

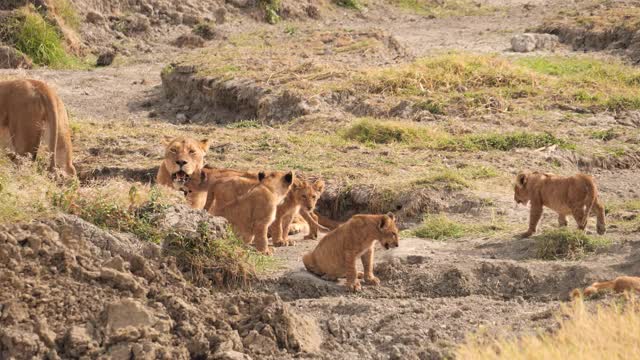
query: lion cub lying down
[
  {"left": 514, "top": 171, "right": 606, "bottom": 237},
  {"left": 303, "top": 213, "right": 399, "bottom": 291},
  {"left": 572, "top": 276, "right": 640, "bottom": 298}
]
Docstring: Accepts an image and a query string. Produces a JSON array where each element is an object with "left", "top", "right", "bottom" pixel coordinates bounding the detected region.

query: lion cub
[
  {"left": 184, "top": 165, "right": 257, "bottom": 212},
  {"left": 514, "top": 171, "right": 606, "bottom": 237},
  {"left": 572, "top": 276, "right": 640, "bottom": 298},
  {"left": 303, "top": 213, "right": 399, "bottom": 291},
  {"left": 270, "top": 178, "right": 326, "bottom": 247},
  {"left": 214, "top": 171, "right": 294, "bottom": 255}
]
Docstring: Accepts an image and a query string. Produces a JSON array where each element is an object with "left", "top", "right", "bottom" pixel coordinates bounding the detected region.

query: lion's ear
[
  {"left": 284, "top": 171, "right": 294, "bottom": 185},
  {"left": 199, "top": 139, "right": 211, "bottom": 152},
  {"left": 386, "top": 212, "right": 396, "bottom": 222},
  {"left": 258, "top": 172, "right": 266, "bottom": 182},
  {"left": 162, "top": 136, "right": 174, "bottom": 147},
  {"left": 379, "top": 215, "right": 388, "bottom": 230},
  {"left": 313, "top": 179, "right": 325, "bottom": 192},
  {"left": 517, "top": 173, "right": 528, "bottom": 188}
]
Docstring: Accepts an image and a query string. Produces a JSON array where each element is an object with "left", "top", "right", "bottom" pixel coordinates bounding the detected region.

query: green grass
[
  {"left": 259, "top": 0, "right": 281, "bottom": 24},
  {"left": 414, "top": 169, "right": 470, "bottom": 190},
  {"left": 334, "top": 0, "right": 362, "bottom": 10},
  {"left": 412, "top": 213, "right": 506, "bottom": 240},
  {"left": 589, "top": 128, "right": 618, "bottom": 142},
  {"left": 164, "top": 222, "right": 275, "bottom": 288},
  {"left": 226, "top": 120, "right": 262, "bottom": 129},
  {"left": 390, "top": 0, "right": 495, "bottom": 18},
  {"left": 2, "top": 7, "right": 77, "bottom": 68},
  {"left": 535, "top": 228, "right": 611, "bottom": 260},
  {"left": 342, "top": 119, "right": 573, "bottom": 151}
]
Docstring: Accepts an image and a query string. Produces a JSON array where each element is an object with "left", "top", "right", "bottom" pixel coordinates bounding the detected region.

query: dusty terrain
[{"left": 2, "top": 0, "right": 640, "bottom": 359}]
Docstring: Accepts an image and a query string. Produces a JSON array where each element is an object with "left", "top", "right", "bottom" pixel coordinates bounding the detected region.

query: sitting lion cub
[
  {"left": 215, "top": 171, "right": 294, "bottom": 255},
  {"left": 571, "top": 276, "right": 640, "bottom": 298},
  {"left": 514, "top": 171, "right": 606, "bottom": 237},
  {"left": 303, "top": 213, "right": 399, "bottom": 291},
  {"left": 269, "top": 178, "right": 326, "bottom": 247}
]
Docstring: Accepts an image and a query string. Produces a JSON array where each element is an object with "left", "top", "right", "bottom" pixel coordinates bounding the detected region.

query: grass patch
[
  {"left": 390, "top": 0, "right": 495, "bottom": 18},
  {"left": 259, "top": 0, "right": 281, "bottom": 24},
  {"left": 414, "top": 169, "right": 470, "bottom": 190},
  {"left": 1, "top": 7, "right": 77, "bottom": 67},
  {"left": 589, "top": 128, "right": 618, "bottom": 142},
  {"left": 342, "top": 119, "right": 573, "bottom": 151},
  {"left": 334, "top": 0, "right": 362, "bottom": 10},
  {"left": 226, "top": 120, "right": 262, "bottom": 129},
  {"left": 458, "top": 296, "right": 640, "bottom": 359},
  {"left": 52, "top": 0, "right": 81, "bottom": 30},
  {"left": 0, "top": 153, "right": 59, "bottom": 223},
  {"left": 164, "top": 222, "right": 274, "bottom": 288},
  {"left": 412, "top": 213, "right": 506, "bottom": 240},
  {"left": 535, "top": 228, "right": 610, "bottom": 260}
]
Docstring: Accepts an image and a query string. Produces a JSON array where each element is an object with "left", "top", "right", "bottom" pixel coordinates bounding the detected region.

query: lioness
[
  {"left": 0, "top": 79, "right": 76, "bottom": 177},
  {"left": 514, "top": 171, "right": 606, "bottom": 237},
  {"left": 156, "top": 137, "right": 210, "bottom": 208},
  {"left": 215, "top": 171, "right": 294, "bottom": 255},
  {"left": 571, "top": 276, "right": 640, "bottom": 298},
  {"left": 183, "top": 166, "right": 260, "bottom": 213},
  {"left": 270, "top": 178, "right": 327, "bottom": 247},
  {"left": 303, "top": 213, "right": 399, "bottom": 291}
]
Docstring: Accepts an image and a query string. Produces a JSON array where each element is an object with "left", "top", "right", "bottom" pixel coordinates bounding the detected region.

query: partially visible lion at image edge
[
  {"left": 156, "top": 137, "right": 210, "bottom": 208},
  {"left": 571, "top": 276, "right": 640, "bottom": 298},
  {"left": 0, "top": 79, "right": 76, "bottom": 177},
  {"left": 303, "top": 213, "right": 399, "bottom": 292},
  {"left": 514, "top": 171, "right": 606, "bottom": 237}
]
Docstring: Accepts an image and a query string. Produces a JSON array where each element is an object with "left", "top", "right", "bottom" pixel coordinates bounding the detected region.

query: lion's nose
[{"left": 176, "top": 160, "right": 187, "bottom": 167}]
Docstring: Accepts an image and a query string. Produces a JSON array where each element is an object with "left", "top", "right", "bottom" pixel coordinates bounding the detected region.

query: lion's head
[
  {"left": 258, "top": 170, "right": 294, "bottom": 199},
  {"left": 290, "top": 179, "right": 325, "bottom": 211},
  {"left": 514, "top": 171, "right": 531, "bottom": 206},
  {"left": 377, "top": 213, "right": 399, "bottom": 250},
  {"left": 163, "top": 137, "right": 210, "bottom": 187}
]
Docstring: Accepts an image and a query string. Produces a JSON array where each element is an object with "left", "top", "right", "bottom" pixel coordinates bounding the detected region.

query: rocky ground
[{"left": 2, "top": 0, "right": 640, "bottom": 359}]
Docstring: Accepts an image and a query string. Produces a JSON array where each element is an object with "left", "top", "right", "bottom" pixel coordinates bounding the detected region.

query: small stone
[{"left": 96, "top": 51, "right": 116, "bottom": 67}]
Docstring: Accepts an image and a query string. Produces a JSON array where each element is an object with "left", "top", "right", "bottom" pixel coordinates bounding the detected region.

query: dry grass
[
  {"left": 389, "top": 0, "right": 496, "bottom": 18},
  {"left": 458, "top": 296, "right": 640, "bottom": 359}
]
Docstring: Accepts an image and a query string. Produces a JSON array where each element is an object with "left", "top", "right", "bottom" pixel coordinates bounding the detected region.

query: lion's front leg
[
  {"left": 522, "top": 201, "right": 543, "bottom": 238},
  {"left": 270, "top": 216, "right": 286, "bottom": 247},
  {"left": 361, "top": 246, "right": 380, "bottom": 286},
  {"left": 302, "top": 210, "right": 318, "bottom": 240},
  {"left": 345, "top": 251, "right": 361, "bottom": 291},
  {"left": 254, "top": 223, "right": 272, "bottom": 255},
  {"left": 281, "top": 213, "right": 295, "bottom": 246}
]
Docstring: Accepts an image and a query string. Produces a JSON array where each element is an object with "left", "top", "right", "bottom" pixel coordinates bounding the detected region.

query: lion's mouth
[
  {"left": 172, "top": 170, "right": 190, "bottom": 183},
  {"left": 384, "top": 243, "right": 390, "bottom": 250}
]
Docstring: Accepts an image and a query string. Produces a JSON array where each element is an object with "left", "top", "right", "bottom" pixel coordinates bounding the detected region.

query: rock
[
  {"left": 0, "top": 46, "right": 32, "bottom": 69},
  {"left": 215, "top": 8, "right": 227, "bottom": 24},
  {"left": 103, "top": 299, "right": 165, "bottom": 335},
  {"left": 214, "top": 350, "right": 253, "bottom": 360},
  {"left": 306, "top": 5, "right": 321, "bottom": 19},
  {"left": 122, "top": 14, "right": 150, "bottom": 35},
  {"left": 86, "top": 10, "right": 105, "bottom": 24},
  {"left": 99, "top": 267, "right": 146, "bottom": 297},
  {"left": 182, "top": 14, "right": 202, "bottom": 26},
  {"left": 242, "top": 330, "right": 277, "bottom": 355},
  {"left": 227, "top": 0, "right": 252, "bottom": 8},
  {"left": 175, "top": 113, "right": 188, "bottom": 123},
  {"left": 0, "top": 326, "right": 45, "bottom": 359},
  {"left": 174, "top": 34, "right": 205, "bottom": 48},
  {"left": 62, "top": 326, "right": 97, "bottom": 357},
  {"left": 511, "top": 33, "right": 559, "bottom": 52},
  {"left": 193, "top": 22, "right": 217, "bottom": 40},
  {"left": 96, "top": 51, "right": 116, "bottom": 66},
  {"left": 511, "top": 34, "right": 536, "bottom": 52}
]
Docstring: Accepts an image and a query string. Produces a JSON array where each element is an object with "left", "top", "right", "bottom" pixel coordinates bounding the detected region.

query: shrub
[{"left": 535, "top": 228, "right": 610, "bottom": 260}]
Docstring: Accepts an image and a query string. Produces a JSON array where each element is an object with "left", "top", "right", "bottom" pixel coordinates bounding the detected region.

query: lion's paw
[{"left": 365, "top": 276, "right": 380, "bottom": 286}]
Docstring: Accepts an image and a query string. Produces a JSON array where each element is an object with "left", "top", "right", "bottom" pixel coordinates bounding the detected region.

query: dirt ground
[{"left": 2, "top": 0, "right": 640, "bottom": 359}]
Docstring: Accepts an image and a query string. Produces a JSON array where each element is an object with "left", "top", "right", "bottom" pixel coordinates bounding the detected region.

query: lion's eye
[
  {"left": 189, "top": 149, "right": 196, "bottom": 155},
  {"left": 170, "top": 148, "right": 178, "bottom": 153}
]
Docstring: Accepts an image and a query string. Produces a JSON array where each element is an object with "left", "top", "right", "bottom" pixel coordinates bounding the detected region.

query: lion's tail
[
  {"left": 37, "top": 83, "right": 60, "bottom": 173},
  {"left": 315, "top": 212, "right": 343, "bottom": 230},
  {"left": 583, "top": 177, "right": 598, "bottom": 229}
]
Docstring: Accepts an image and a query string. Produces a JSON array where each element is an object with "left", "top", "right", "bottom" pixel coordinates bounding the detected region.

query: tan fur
[
  {"left": 270, "top": 178, "right": 327, "bottom": 247},
  {"left": 303, "top": 213, "right": 399, "bottom": 291},
  {"left": 156, "top": 137, "right": 210, "bottom": 208},
  {"left": 0, "top": 79, "right": 76, "bottom": 177},
  {"left": 572, "top": 276, "right": 640, "bottom": 298},
  {"left": 213, "top": 171, "right": 294, "bottom": 255},
  {"left": 514, "top": 171, "right": 606, "bottom": 237},
  {"left": 303, "top": 212, "right": 343, "bottom": 240},
  {"left": 183, "top": 166, "right": 260, "bottom": 213}
]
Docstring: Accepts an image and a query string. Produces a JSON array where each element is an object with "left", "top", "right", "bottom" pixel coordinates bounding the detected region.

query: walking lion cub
[
  {"left": 514, "top": 171, "right": 606, "bottom": 237},
  {"left": 303, "top": 213, "right": 399, "bottom": 291},
  {"left": 571, "top": 276, "right": 640, "bottom": 298}
]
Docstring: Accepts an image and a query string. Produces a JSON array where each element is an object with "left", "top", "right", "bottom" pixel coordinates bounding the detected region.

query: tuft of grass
[
  {"left": 259, "top": 0, "right": 281, "bottom": 24},
  {"left": 414, "top": 169, "right": 470, "bottom": 190},
  {"left": 226, "top": 120, "right": 262, "bottom": 129},
  {"left": 164, "top": 222, "right": 274, "bottom": 288},
  {"left": 52, "top": 0, "right": 81, "bottom": 30},
  {"left": 458, "top": 296, "right": 640, "bottom": 359},
  {"left": 535, "top": 228, "right": 611, "bottom": 260},
  {"left": 334, "top": 0, "right": 362, "bottom": 10},
  {"left": 390, "top": 0, "right": 495, "bottom": 18},
  {"left": 413, "top": 214, "right": 466, "bottom": 240},
  {"left": 0, "top": 152, "right": 59, "bottom": 223},
  {"left": 2, "top": 7, "right": 76, "bottom": 67},
  {"left": 452, "top": 132, "right": 575, "bottom": 151},
  {"left": 342, "top": 118, "right": 421, "bottom": 144},
  {"left": 589, "top": 128, "right": 618, "bottom": 142}
]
